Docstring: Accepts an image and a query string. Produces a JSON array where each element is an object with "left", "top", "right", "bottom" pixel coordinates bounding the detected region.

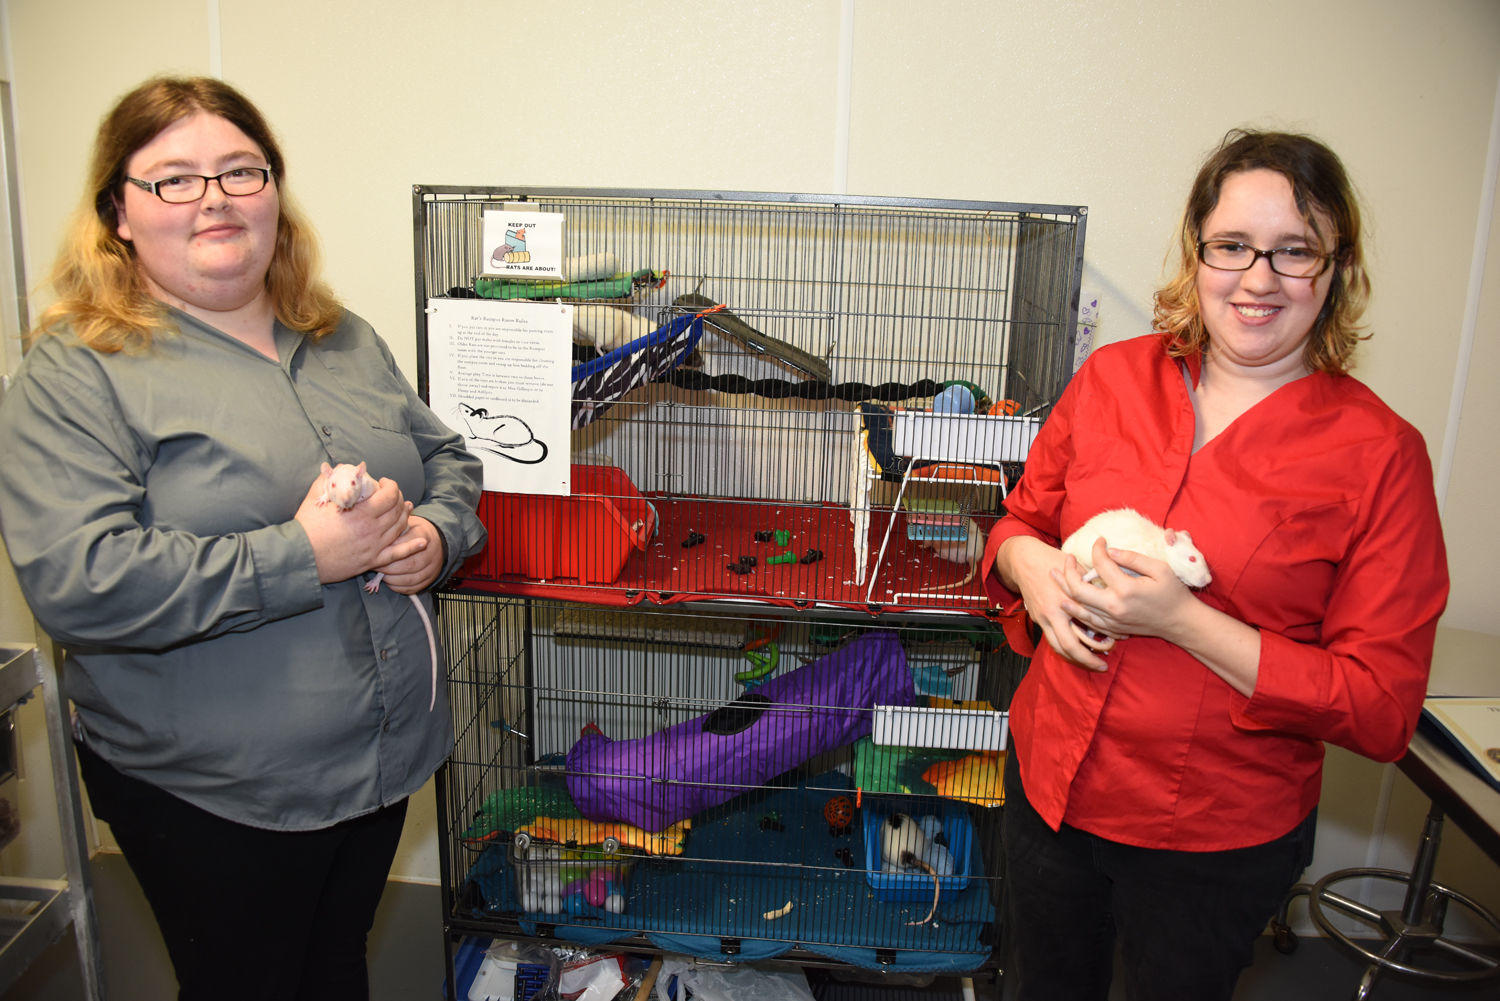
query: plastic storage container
[
  {"left": 863, "top": 806, "right": 973, "bottom": 901},
  {"left": 512, "top": 842, "right": 634, "bottom": 918},
  {"left": 471, "top": 465, "right": 654, "bottom": 584},
  {"left": 891, "top": 411, "right": 1042, "bottom": 465}
]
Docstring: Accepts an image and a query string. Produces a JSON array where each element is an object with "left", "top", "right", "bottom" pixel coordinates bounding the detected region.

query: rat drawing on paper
[
  {"left": 316, "top": 462, "right": 439, "bottom": 711},
  {"left": 453, "top": 404, "right": 549, "bottom": 465},
  {"left": 490, "top": 226, "right": 528, "bottom": 267},
  {"left": 917, "top": 517, "right": 984, "bottom": 592},
  {"left": 880, "top": 813, "right": 940, "bottom": 926},
  {"left": 1060, "top": 507, "right": 1211, "bottom": 648}
]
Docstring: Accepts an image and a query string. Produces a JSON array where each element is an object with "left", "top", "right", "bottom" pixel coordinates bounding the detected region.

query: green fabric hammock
[{"left": 474, "top": 268, "right": 665, "bottom": 301}]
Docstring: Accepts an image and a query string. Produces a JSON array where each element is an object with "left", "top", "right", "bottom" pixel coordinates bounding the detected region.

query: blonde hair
[
  {"left": 1153, "top": 129, "right": 1371, "bottom": 375},
  {"left": 37, "top": 76, "right": 342, "bottom": 352}
]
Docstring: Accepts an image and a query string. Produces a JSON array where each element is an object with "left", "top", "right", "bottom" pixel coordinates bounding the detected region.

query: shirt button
[
  {"left": 379, "top": 648, "right": 391, "bottom": 661},
  {"left": 382, "top": 718, "right": 392, "bottom": 733},
  {"left": 321, "top": 425, "right": 333, "bottom": 437}
]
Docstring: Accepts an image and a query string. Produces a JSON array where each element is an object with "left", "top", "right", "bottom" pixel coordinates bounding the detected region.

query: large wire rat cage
[
  {"left": 419, "top": 186, "right": 1085, "bottom": 998},
  {"left": 413, "top": 187, "right": 1086, "bottom": 614},
  {"left": 435, "top": 594, "right": 1022, "bottom": 985}
]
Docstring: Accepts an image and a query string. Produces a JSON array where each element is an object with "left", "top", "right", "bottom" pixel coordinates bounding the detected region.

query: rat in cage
[
  {"left": 916, "top": 517, "right": 986, "bottom": 592},
  {"left": 879, "top": 812, "right": 942, "bottom": 926}
]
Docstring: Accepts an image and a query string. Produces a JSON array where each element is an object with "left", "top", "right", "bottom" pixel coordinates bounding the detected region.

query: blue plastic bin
[{"left": 863, "top": 807, "right": 973, "bottom": 901}]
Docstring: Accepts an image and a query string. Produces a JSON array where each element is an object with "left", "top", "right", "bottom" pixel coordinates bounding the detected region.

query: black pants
[
  {"left": 76, "top": 741, "right": 408, "bottom": 1001},
  {"left": 1002, "top": 749, "right": 1315, "bottom": 1001}
]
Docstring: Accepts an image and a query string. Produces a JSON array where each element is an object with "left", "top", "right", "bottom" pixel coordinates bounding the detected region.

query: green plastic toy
[{"left": 735, "top": 643, "right": 780, "bottom": 683}]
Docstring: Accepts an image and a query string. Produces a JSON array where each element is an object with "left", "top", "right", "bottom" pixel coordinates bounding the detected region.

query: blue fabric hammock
[{"left": 571, "top": 314, "right": 705, "bottom": 430}]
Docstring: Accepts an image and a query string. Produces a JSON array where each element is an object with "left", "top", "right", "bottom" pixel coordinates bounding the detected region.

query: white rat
[
  {"left": 1059, "top": 507, "right": 1210, "bottom": 651},
  {"left": 1061, "top": 507, "right": 1211, "bottom": 589},
  {"left": 879, "top": 813, "right": 940, "bottom": 925},
  {"left": 316, "top": 461, "right": 439, "bottom": 711},
  {"left": 572, "top": 303, "right": 657, "bottom": 353},
  {"left": 917, "top": 517, "right": 985, "bottom": 592}
]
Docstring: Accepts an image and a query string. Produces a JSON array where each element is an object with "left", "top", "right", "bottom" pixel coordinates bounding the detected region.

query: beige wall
[{"left": 2, "top": 0, "right": 1496, "bottom": 932}]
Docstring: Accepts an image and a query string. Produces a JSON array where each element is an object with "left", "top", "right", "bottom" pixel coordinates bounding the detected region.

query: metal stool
[{"left": 1270, "top": 802, "right": 1500, "bottom": 999}]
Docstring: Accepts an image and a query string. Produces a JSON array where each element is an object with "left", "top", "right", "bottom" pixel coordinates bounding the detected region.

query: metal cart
[{"left": 0, "top": 643, "right": 104, "bottom": 1000}]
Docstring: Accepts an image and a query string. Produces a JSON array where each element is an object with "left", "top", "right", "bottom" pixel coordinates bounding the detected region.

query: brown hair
[
  {"left": 1153, "top": 129, "right": 1370, "bottom": 374},
  {"left": 37, "top": 75, "right": 342, "bottom": 352}
]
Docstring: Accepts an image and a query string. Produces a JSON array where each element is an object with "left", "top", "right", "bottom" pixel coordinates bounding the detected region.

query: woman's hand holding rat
[
  {"left": 998, "top": 535, "right": 1262, "bottom": 693},
  {"left": 1054, "top": 539, "right": 1196, "bottom": 657},
  {"left": 372, "top": 516, "right": 444, "bottom": 594},
  {"left": 1025, "top": 536, "right": 1263, "bottom": 696},
  {"left": 295, "top": 471, "right": 425, "bottom": 585},
  {"left": 996, "top": 535, "right": 1116, "bottom": 671}
]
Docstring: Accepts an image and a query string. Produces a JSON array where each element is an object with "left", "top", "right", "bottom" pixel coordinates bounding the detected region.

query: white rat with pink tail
[
  {"left": 316, "top": 461, "right": 439, "bottom": 711},
  {"left": 1061, "top": 507, "right": 1211, "bottom": 589},
  {"left": 1060, "top": 508, "right": 1210, "bottom": 651}
]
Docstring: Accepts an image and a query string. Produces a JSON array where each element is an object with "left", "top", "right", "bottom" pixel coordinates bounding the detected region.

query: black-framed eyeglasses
[
  {"left": 124, "top": 167, "right": 273, "bottom": 204},
  {"left": 1197, "top": 239, "right": 1331, "bottom": 279}
]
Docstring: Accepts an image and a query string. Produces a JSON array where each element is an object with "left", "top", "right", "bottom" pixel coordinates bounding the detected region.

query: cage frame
[{"left": 416, "top": 185, "right": 1087, "bottom": 999}]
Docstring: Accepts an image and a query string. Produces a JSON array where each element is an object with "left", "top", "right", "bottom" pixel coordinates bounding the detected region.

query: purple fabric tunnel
[{"left": 566, "top": 631, "right": 914, "bottom": 831}]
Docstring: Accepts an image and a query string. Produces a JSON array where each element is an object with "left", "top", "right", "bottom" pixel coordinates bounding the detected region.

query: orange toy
[
  {"left": 823, "top": 795, "right": 854, "bottom": 836},
  {"left": 518, "top": 817, "right": 691, "bottom": 856},
  {"left": 922, "top": 751, "right": 1004, "bottom": 808}
]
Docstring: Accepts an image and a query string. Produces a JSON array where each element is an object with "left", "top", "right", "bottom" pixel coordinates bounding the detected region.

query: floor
[{"left": 4, "top": 852, "right": 1484, "bottom": 1000}]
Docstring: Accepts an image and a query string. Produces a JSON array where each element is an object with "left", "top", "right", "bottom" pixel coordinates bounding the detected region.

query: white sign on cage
[
  {"left": 480, "top": 209, "right": 564, "bottom": 277},
  {"left": 426, "top": 297, "right": 572, "bottom": 495}
]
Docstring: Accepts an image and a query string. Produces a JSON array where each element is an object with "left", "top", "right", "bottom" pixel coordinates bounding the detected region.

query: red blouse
[{"left": 983, "top": 335, "right": 1449, "bottom": 851}]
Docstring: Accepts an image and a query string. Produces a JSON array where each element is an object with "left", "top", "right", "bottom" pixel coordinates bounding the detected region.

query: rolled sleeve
[
  {"left": 1232, "top": 430, "right": 1448, "bottom": 762},
  {"left": 982, "top": 516, "right": 1053, "bottom": 657},
  {"left": 247, "top": 522, "right": 326, "bottom": 620},
  {"left": 980, "top": 373, "right": 1079, "bottom": 654}
]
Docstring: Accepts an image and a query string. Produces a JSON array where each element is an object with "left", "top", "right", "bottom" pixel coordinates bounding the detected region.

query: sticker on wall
[
  {"left": 482, "top": 210, "right": 564, "bottom": 278},
  {"left": 1074, "top": 291, "right": 1099, "bottom": 372}
]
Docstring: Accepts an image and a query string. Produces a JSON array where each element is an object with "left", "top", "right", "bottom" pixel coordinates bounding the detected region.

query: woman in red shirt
[{"left": 985, "top": 130, "right": 1448, "bottom": 1000}]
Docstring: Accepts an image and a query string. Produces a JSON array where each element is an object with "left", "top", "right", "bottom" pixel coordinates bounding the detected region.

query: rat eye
[{"left": 1188, "top": 556, "right": 1198, "bottom": 562}]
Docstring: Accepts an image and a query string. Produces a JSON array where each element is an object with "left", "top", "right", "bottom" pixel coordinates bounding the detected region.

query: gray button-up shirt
[{"left": 0, "top": 307, "right": 486, "bottom": 830}]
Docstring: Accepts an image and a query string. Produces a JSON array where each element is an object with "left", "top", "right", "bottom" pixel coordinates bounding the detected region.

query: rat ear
[
  {"left": 320, "top": 461, "right": 333, "bottom": 477},
  {"left": 1164, "top": 527, "right": 1179, "bottom": 545},
  {"left": 355, "top": 461, "right": 368, "bottom": 476}
]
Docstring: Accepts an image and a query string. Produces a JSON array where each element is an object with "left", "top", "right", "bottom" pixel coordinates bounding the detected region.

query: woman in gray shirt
[{"left": 0, "top": 76, "right": 486, "bottom": 1000}]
